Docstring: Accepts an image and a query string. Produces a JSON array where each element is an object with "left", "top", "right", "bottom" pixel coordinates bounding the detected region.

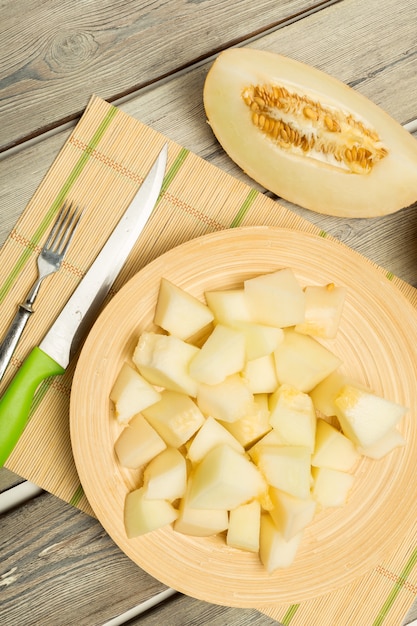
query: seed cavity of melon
[{"left": 242, "top": 83, "right": 388, "bottom": 174}]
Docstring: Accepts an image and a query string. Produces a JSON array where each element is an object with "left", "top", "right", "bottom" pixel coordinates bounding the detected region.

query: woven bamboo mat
[{"left": 1, "top": 95, "right": 416, "bottom": 625}]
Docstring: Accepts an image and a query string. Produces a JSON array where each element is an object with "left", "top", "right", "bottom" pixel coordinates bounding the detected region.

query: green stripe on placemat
[
  {"left": 229, "top": 188, "right": 259, "bottom": 228},
  {"left": 372, "top": 546, "right": 417, "bottom": 626},
  {"left": 0, "top": 105, "right": 118, "bottom": 305},
  {"left": 160, "top": 147, "right": 189, "bottom": 195},
  {"left": 70, "top": 484, "right": 85, "bottom": 507},
  {"left": 281, "top": 604, "right": 299, "bottom": 624}
]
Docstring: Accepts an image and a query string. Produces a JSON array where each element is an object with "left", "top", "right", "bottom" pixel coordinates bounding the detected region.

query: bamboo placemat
[{"left": 1, "top": 95, "right": 416, "bottom": 625}]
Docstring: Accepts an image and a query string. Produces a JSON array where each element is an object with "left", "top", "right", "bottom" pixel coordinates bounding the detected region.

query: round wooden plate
[{"left": 70, "top": 226, "right": 417, "bottom": 607}]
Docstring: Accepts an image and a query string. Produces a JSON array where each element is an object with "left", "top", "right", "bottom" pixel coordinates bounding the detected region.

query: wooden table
[{"left": 1, "top": 1, "right": 417, "bottom": 624}]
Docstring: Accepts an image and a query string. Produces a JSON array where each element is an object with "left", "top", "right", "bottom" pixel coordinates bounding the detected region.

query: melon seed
[{"left": 242, "top": 83, "right": 388, "bottom": 173}]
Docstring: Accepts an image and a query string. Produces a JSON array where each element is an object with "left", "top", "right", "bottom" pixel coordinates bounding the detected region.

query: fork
[{"left": 0, "top": 201, "right": 82, "bottom": 382}]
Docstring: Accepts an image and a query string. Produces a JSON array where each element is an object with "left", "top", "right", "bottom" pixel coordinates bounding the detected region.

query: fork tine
[
  {"left": 57, "top": 204, "right": 83, "bottom": 256},
  {"left": 44, "top": 200, "right": 69, "bottom": 248},
  {"left": 45, "top": 201, "right": 83, "bottom": 255}
]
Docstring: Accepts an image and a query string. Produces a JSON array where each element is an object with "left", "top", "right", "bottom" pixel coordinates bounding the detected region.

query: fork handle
[{"left": 0, "top": 304, "right": 34, "bottom": 382}]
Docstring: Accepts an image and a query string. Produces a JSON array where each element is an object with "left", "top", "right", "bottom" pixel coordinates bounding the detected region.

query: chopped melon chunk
[
  {"left": 227, "top": 500, "right": 261, "bottom": 552},
  {"left": 220, "top": 393, "right": 271, "bottom": 448},
  {"left": 244, "top": 268, "right": 306, "bottom": 328},
  {"left": 204, "top": 288, "right": 252, "bottom": 324},
  {"left": 187, "top": 415, "right": 244, "bottom": 463},
  {"left": 189, "top": 324, "right": 246, "bottom": 385},
  {"left": 312, "top": 419, "right": 360, "bottom": 471},
  {"left": 133, "top": 332, "right": 199, "bottom": 396},
  {"left": 274, "top": 329, "right": 342, "bottom": 392},
  {"left": 228, "top": 320, "right": 284, "bottom": 360},
  {"left": 124, "top": 487, "right": 178, "bottom": 538},
  {"left": 242, "top": 354, "right": 278, "bottom": 393},
  {"left": 294, "top": 284, "right": 346, "bottom": 338},
  {"left": 154, "top": 277, "right": 214, "bottom": 340},
  {"left": 269, "top": 488, "right": 316, "bottom": 541},
  {"left": 269, "top": 384, "right": 316, "bottom": 452},
  {"left": 310, "top": 370, "right": 351, "bottom": 416},
  {"left": 188, "top": 444, "right": 266, "bottom": 510},
  {"left": 312, "top": 466, "right": 355, "bottom": 508},
  {"left": 334, "top": 384, "right": 407, "bottom": 448},
  {"left": 174, "top": 493, "right": 229, "bottom": 537},
  {"left": 196, "top": 373, "right": 254, "bottom": 423},
  {"left": 143, "top": 447, "right": 187, "bottom": 501},
  {"left": 310, "top": 370, "right": 371, "bottom": 417},
  {"left": 110, "top": 362, "right": 161, "bottom": 424},
  {"left": 248, "top": 429, "right": 287, "bottom": 463},
  {"left": 255, "top": 445, "right": 312, "bottom": 499},
  {"left": 259, "top": 513, "right": 303, "bottom": 572},
  {"left": 358, "top": 428, "right": 406, "bottom": 459},
  {"left": 142, "top": 390, "right": 205, "bottom": 447},
  {"left": 114, "top": 414, "right": 167, "bottom": 469}
]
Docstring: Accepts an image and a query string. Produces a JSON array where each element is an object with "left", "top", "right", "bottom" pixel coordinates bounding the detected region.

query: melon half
[{"left": 203, "top": 48, "right": 417, "bottom": 217}]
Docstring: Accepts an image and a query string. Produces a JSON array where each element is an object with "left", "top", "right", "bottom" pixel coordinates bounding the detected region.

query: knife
[{"left": 0, "top": 143, "right": 168, "bottom": 466}]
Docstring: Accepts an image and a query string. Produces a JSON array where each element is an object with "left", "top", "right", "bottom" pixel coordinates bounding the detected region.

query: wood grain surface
[
  {"left": 1, "top": 0, "right": 417, "bottom": 624},
  {"left": 0, "top": 0, "right": 329, "bottom": 152}
]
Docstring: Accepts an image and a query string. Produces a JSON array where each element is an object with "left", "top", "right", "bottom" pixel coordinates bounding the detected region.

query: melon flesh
[{"left": 203, "top": 48, "right": 417, "bottom": 217}]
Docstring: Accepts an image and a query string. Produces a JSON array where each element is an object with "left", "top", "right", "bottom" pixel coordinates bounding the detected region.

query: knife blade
[{"left": 0, "top": 143, "right": 168, "bottom": 466}]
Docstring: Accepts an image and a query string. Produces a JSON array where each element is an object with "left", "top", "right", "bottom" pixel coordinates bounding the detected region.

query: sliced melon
[{"left": 203, "top": 48, "right": 417, "bottom": 217}]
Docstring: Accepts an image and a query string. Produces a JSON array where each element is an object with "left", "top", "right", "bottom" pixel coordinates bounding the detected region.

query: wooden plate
[{"left": 70, "top": 226, "right": 417, "bottom": 607}]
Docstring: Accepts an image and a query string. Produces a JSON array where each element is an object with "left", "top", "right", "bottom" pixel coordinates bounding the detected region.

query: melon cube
[
  {"left": 248, "top": 429, "right": 287, "bottom": 464},
  {"left": 310, "top": 370, "right": 351, "bottom": 417},
  {"left": 142, "top": 390, "right": 205, "bottom": 447},
  {"left": 269, "top": 488, "right": 316, "bottom": 541},
  {"left": 143, "top": 447, "right": 187, "bottom": 501},
  {"left": 228, "top": 320, "right": 284, "bottom": 360},
  {"left": 312, "top": 419, "right": 360, "bottom": 471},
  {"left": 244, "top": 268, "right": 305, "bottom": 328},
  {"left": 334, "top": 384, "right": 407, "bottom": 448},
  {"left": 255, "top": 445, "right": 312, "bottom": 499},
  {"left": 196, "top": 374, "right": 254, "bottom": 423},
  {"left": 114, "top": 414, "right": 167, "bottom": 469},
  {"left": 259, "top": 513, "right": 303, "bottom": 572},
  {"left": 153, "top": 277, "right": 214, "bottom": 340},
  {"left": 312, "top": 466, "right": 355, "bottom": 508},
  {"left": 124, "top": 487, "right": 178, "bottom": 538},
  {"left": 187, "top": 415, "right": 244, "bottom": 463},
  {"left": 220, "top": 393, "right": 271, "bottom": 448},
  {"left": 274, "top": 329, "right": 342, "bottom": 392},
  {"left": 269, "top": 384, "right": 316, "bottom": 452},
  {"left": 174, "top": 491, "right": 229, "bottom": 537},
  {"left": 110, "top": 362, "right": 161, "bottom": 424},
  {"left": 189, "top": 324, "right": 246, "bottom": 385},
  {"left": 294, "top": 284, "right": 346, "bottom": 339},
  {"left": 227, "top": 500, "right": 261, "bottom": 553},
  {"left": 242, "top": 354, "right": 278, "bottom": 394},
  {"left": 133, "top": 332, "right": 199, "bottom": 396},
  {"left": 187, "top": 444, "right": 266, "bottom": 510},
  {"left": 310, "top": 370, "right": 371, "bottom": 417},
  {"left": 358, "top": 428, "right": 406, "bottom": 459},
  {"left": 204, "top": 289, "right": 252, "bottom": 324}
]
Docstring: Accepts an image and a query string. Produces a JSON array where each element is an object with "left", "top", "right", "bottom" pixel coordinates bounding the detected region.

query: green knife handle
[{"left": 0, "top": 347, "right": 65, "bottom": 467}]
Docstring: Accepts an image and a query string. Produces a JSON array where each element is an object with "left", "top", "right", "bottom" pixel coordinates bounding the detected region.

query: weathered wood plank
[
  {"left": 0, "top": 467, "right": 25, "bottom": 491},
  {"left": 0, "top": 491, "right": 169, "bottom": 625},
  {"left": 0, "top": 0, "right": 330, "bottom": 151}
]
